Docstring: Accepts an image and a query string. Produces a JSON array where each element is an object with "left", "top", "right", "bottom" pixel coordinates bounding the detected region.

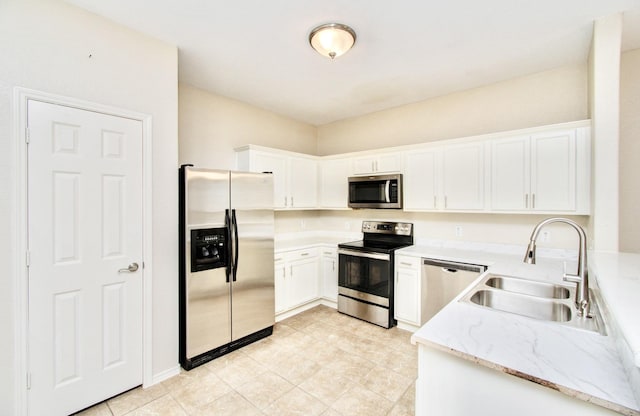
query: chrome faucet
[{"left": 523, "top": 217, "right": 590, "bottom": 318}]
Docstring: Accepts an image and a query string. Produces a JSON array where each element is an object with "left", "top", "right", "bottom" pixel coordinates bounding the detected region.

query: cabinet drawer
[
  {"left": 396, "top": 255, "right": 420, "bottom": 269},
  {"left": 321, "top": 247, "right": 337, "bottom": 257},
  {"left": 287, "top": 248, "right": 319, "bottom": 261}
]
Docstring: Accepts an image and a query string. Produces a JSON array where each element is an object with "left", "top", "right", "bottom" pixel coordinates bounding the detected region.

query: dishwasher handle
[{"left": 423, "top": 258, "right": 486, "bottom": 274}]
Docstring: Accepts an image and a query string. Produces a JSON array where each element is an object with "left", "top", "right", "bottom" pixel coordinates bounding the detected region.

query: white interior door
[{"left": 27, "top": 100, "right": 144, "bottom": 415}]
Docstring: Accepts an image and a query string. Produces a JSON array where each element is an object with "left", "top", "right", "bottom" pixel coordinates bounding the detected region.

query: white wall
[
  {"left": 179, "top": 83, "right": 317, "bottom": 169},
  {"left": 0, "top": 0, "right": 178, "bottom": 413},
  {"left": 317, "top": 64, "right": 588, "bottom": 155},
  {"left": 620, "top": 47, "right": 640, "bottom": 253}
]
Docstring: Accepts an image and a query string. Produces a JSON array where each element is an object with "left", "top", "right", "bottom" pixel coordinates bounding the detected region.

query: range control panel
[{"left": 362, "top": 221, "right": 413, "bottom": 236}]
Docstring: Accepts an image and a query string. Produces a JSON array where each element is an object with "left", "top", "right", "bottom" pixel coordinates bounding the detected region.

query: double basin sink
[{"left": 460, "top": 274, "right": 606, "bottom": 335}]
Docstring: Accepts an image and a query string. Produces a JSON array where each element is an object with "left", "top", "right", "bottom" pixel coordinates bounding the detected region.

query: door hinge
[
  {"left": 26, "top": 372, "right": 31, "bottom": 390},
  {"left": 26, "top": 251, "right": 30, "bottom": 267},
  {"left": 25, "top": 127, "right": 30, "bottom": 144}
]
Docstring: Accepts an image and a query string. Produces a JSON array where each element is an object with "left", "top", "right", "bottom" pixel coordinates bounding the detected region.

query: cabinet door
[
  {"left": 404, "top": 150, "right": 438, "bottom": 210},
  {"left": 352, "top": 154, "right": 401, "bottom": 175},
  {"left": 395, "top": 267, "right": 420, "bottom": 325},
  {"left": 376, "top": 153, "right": 402, "bottom": 173},
  {"left": 319, "top": 158, "right": 350, "bottom": 208},
  {"left": 353, "top": 156, "right": 377, "bottom": 175},
  {"left": 442, "top": 143, "right": 485, "bottom": 210},
  {"left": 288, "top": 156, "right": 317, "bottom": 208},
  {"left": 531, "top": 130, "right": 576, "bottom": 211},
  {"left": 289, "top": 257, "right": 319, "bottom": 307},
  {"left": 321, "top": 252, "right": 338, "bottom": 301},
  {"left": 490, "top": 136, "right": 530, "bottom": 211},
  {"left": 274, "top": 260, "right": 287, "bottom": 313},
  {"left": 252, "top": 152, "right": 287, "bottom": 209}
]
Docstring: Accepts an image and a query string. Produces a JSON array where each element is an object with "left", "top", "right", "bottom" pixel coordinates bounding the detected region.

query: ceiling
[{"left": 65, "top": 0, "right": 640, "bottom": 126}]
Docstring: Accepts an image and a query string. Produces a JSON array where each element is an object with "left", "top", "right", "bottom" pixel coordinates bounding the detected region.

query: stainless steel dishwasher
[{"left": 423, "top": 258, "right": 487, "bottom": 322}]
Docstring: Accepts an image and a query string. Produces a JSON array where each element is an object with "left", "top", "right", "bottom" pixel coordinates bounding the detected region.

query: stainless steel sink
[
  {"left": 485, "top": 275, "right": 570, "bottom": 299},
  {"left": 460, "top": 274, "right": 606, "bottom": 335},
  {"left": 469, "top": 290, "right": 572, "bottom": 322}
]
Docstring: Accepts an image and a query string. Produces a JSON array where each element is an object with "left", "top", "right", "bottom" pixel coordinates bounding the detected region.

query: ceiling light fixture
[{"left": 309, "top": 23, "right": 356, "bottom": 60}]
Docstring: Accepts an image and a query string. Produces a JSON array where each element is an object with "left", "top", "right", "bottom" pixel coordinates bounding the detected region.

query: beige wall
[
  {"left": 317, "top": 64, "right": 588, "bottom": 155},
  {"left": 620, "top": 47, "right": 640, "bottom": 253},
  {"left": 0, "top": 0, "right": 178, "bottom": 412},
  {"left": 179, "top": 84, "right": 317, "bottom": 169}
]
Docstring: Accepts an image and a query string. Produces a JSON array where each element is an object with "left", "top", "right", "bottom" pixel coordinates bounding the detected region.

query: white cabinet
[
  {"left": 403, "top": 143, "right": 485, "bottom": 211},
  {"left": 274, "top": 256, "right": 287, "bottom": 313},
  {"left": 403, "top": 149, "right": 438, "bottom": 210},
  {"left": 352, "top": 153, "right": 402, "bottom": 175},
  {"left": 490, "top": 128, "right": 589, "bottom": 213},
  {"left": 288, "top": 156, "right": 318, "bottom": 208},
  {"left": 236, "top": 146, "right": 317, "bottom": 209},
  {"left": 319, "top": 158, "right": 351, "bottom": 209},
  {"left": 441, "top": 142, "right": 485, "bottom": 210},
  {"left": 274, "top": 248, "right": 319, "bottom": 314},
  {"left": 394, "top": 255, "right": 425, "bottom": 328},
  {"left": 320, "top": 247, "right": 338, "bottom": 303}
]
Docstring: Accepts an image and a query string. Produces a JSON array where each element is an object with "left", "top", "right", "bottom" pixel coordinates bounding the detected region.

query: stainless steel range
[{"left": 337, "top": 221, "right": 413, "bottom": 328}]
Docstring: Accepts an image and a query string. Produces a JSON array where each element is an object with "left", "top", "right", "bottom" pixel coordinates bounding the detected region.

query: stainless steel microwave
[{"left": 348, "top": 174, "right": 402, "bottom": 209}]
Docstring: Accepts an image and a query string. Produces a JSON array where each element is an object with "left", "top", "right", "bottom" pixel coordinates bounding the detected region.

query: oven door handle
[{"left": 338, "top": 248, "right": 390, "bottom": 261}]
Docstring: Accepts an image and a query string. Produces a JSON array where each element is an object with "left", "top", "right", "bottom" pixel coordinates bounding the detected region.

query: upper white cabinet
[
  {"left": 403, "top": 150, "right": 438, "bottom": 210},
  {"left": 352, "top": 153, "right": 402, "bottom": 175},
  {"left": 490, "top": 127, "right": 590, "bottom": 214},
  {"left": 236, "top": 146, "right": 317, "bottom": 209},
  {"left": 441, "top": 143, "right": 485, "bottom": 210},
  {"left": 236, "top": 121, "right": 591, "bottom": 214},
  {"left": 403, "top": 142, "right": 485, "bottom": 211},
  {"left": 319, "top": 157, "right": 351, "bottom": 209}
]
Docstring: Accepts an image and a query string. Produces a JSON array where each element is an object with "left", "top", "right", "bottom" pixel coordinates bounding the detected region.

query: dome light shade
[{"left": 309, "top": 23, "right": 356, "bottom": 59}]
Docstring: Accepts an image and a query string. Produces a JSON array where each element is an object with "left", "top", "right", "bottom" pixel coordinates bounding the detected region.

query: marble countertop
[
  {"left": 274, "top": 231, "right": 359, "bottom": 253},
  {"left": 404, "top": 243, "right": 640, "bottom": 415}
]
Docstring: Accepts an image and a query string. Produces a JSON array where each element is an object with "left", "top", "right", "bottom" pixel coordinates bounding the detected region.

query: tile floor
[{"left": 76, "top": 305, "right": 417, "bottom": 416}]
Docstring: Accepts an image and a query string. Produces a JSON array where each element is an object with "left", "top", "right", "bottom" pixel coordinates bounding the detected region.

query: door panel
[
  {"left": 183, "top": 168, "right": 231, "bottom": 358},
  {"left": 27, "top": 100, "right": 143, "bottom": 415},
  {"left": 230, "top": 171, "right": 274, "bottom": 340}
]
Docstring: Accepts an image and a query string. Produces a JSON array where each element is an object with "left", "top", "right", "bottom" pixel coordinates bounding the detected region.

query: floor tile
[
  {"left": 298, "top": 366, "right": 354, "bottom": 405},
  {"left": 262, "top": 386, "right": 328, "bottom": 416},
  {"left": 126, "top": 395, "right": 187, "bottom": 416},
  {"left": 107, "top": 384, "right": 168, "bottom": 416},
  {"left": 169, "top": 370, "right": 232, "bottom": 413},
  {"left": 74, "top": 402, "right": 113, "bottom": 416},
  {"left": 195, "top": 390, "right": 262, "bottom": 416},
  {"left": 330, "top": 383, "right": 394, "bottom": 416},
  {"left": 235, "top": 370, "right": 295, "bottom": 410},
  {"left": 362, "top": 366, "right": 414, "bottom": 402}
]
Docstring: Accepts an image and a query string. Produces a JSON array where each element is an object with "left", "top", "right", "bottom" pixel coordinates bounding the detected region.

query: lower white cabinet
[
  {"left": 320, "top": 247, "right": 338, "bottom": 302},
  {"left": 274, "top": 248, "right": 319, "bottom": 314},
  {"left": 394, "top": 255, "right": 426, "bottom": 328}
]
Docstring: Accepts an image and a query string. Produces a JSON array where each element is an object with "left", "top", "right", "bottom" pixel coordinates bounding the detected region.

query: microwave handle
[{"left": 385, "top": 180, "right": 391, "bottom": 203}]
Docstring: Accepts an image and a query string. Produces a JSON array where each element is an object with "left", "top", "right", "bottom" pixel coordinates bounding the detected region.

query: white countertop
[
  {"left": 403, "top": 243, "right": 640, "bottom": 415},
  {"left": 274, "top": 231, "right": 359, "bottom": 252}
]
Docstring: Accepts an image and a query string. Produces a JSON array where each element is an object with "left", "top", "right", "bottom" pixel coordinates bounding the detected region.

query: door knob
[{"left": 118, "top": 262, "right": 139, "bottom": 273}]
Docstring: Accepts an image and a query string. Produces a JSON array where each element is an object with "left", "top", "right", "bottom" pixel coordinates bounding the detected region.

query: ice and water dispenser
[{"left": 190, "top": 228, "right": 228, "bottom": 272}]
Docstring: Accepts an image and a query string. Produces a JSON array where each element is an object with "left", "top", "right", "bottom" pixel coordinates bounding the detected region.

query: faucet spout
[{"left": 523, "top": 217, "right": 590, "bottom": 318}]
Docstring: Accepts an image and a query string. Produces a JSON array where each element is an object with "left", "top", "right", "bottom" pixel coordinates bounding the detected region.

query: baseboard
[
  {"left": 147, "top": 365, "right": 181, "bottom": 387},
  {"left": 397, "top": 320, "right": 421, "bottom": 333},
  {"left": 319, "top": 298, "right": 337, "bottom": 309}
]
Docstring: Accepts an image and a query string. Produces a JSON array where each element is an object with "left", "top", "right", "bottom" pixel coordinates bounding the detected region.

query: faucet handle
[{"left": 563, "top": 273, "right": 582, "bottom": 284}]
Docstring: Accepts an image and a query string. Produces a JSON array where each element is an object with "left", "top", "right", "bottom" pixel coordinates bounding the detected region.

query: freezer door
[
  {"left": 184, "top": 168, "right": 231, "bottom": 359},
  {"left": 230, "top": 171, "right": 275, "bottom": 340}
]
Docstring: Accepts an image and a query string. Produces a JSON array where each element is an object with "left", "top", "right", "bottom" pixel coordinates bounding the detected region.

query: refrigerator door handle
[
  {"left": 231, "top": 209, "right": 239, "bottom": 281},
  {"left": 224, "top": 209, "right": 232, "bottom": 283}
]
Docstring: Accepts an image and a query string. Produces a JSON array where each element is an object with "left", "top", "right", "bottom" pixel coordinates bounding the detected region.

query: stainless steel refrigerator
[{"left": 179, "top": 165, "right": 275, "bottom": 370}]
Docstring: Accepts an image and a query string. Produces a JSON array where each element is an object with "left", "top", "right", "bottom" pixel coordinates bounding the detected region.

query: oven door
[{"left": 338, "top": 248, "right": 391, "bottom": 305}]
